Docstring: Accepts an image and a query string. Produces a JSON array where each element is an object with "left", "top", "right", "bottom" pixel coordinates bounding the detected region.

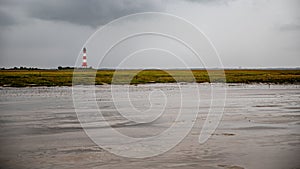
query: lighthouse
[{"left": 82, "top": 47, "right": 87, "bottom": 68}]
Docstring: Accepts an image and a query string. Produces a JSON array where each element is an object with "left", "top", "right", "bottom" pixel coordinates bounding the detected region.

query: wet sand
[{"left": 0, "top": 84, "right": 299, "bottom": 169}]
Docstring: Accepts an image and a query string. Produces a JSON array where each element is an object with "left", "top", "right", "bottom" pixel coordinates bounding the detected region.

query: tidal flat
[{"left": 0, "top": 84, "right": 299, "bottom": 169}]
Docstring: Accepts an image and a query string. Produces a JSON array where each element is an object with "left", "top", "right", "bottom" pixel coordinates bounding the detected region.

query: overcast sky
[{"left": 0, "top": 0, "right": 299, "bottom": 68}]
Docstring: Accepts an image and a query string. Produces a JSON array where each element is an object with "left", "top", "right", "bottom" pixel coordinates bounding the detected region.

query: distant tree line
[
  {"left": 57, "top": 66, "right": 93, "bottom": 70},
  {"left": 1, "top": 67, "right": 41, "bottom": 70},
  {"left": 57, "top": 66, "right": 75, "bottom": 70},
  {"left": 0, "top": 66, "right": 94, "bottom": 70}
]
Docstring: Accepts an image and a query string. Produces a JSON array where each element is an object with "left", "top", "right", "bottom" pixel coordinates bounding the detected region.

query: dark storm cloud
[
  {"left": 0, "top": 0, "right": 229, "bottom": 28},
  {"left": 25, "top": 0, "right": 165, "bottom": 27}
]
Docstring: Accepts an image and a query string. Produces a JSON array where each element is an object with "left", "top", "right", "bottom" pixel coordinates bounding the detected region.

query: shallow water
[{"left": 0, "top": 84, "right": 299, "bottom": 169}]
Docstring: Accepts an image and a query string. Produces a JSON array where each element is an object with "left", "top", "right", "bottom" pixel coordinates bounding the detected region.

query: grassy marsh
[{"left": 0, "top": 69, "right": 299, "bottom": 87}]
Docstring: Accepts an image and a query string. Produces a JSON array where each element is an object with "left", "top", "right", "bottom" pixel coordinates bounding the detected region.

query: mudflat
[{"left": 0, "top": 84, "right": 299, "bottom": 169}]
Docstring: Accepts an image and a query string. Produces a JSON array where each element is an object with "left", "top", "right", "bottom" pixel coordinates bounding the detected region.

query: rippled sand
[{"left": 0, "top": 84, "right": 299, "bottom": 169}]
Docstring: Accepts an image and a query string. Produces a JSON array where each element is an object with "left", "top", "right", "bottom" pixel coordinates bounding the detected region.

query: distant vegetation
[{"left": 0, "top": 68, "right": 299, "bottom": 87}]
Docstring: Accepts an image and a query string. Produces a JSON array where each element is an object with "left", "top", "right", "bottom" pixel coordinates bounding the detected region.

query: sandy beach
[{"left": 0, "top": 84, "right": 299, "bottom": 169}]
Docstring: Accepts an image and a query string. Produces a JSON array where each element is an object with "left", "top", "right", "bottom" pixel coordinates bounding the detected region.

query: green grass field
[{"left": 0, "top": 69, "right": 299, "bottom": 87}]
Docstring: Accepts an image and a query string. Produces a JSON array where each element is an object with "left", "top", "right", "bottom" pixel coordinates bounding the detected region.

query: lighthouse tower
[{"left": 82, "top": 47, "right": 87, "bottom": 68}]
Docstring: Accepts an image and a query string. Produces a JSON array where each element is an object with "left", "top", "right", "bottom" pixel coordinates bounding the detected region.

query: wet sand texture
[{"left": 0, "top": 84, "right": 299, "bottom": 169}]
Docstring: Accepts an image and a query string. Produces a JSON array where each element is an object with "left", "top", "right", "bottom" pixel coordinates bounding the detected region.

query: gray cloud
[
  {"left": 183, "top": 0, "right": 236, "bottom": 5},
  {"left": 0, "top": 9, "right": 17, "bottom": 27},
  {"left": 24, "top": 0, "right": 165, "bottom": 27},
  {"left": 279, "top": 23, "right": 300, "bottom": 32}
]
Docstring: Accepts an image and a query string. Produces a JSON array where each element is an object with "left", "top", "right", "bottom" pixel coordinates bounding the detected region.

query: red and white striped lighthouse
[{"left": 82, "top": 47, "right": 87, "bottom": 68}]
